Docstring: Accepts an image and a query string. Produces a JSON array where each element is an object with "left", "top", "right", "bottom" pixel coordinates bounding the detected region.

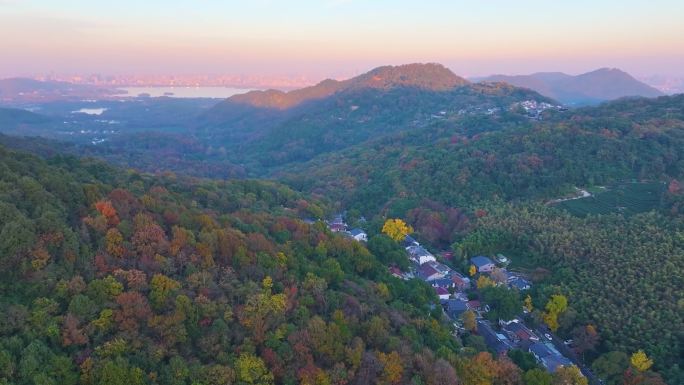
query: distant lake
[
  {"left": 72, "top": 107, "right": 108, "bottom": 115},
  {"left": 117, "top": 87, "right": 254, "bottom": 99}
]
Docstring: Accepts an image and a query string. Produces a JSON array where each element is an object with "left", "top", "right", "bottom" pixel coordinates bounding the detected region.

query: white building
[
  {"left": 348, "top": 228, "right": 368, "bottom": 242},
  {"left": 406, "top": 245, "right": 436, "bottom": 265}
]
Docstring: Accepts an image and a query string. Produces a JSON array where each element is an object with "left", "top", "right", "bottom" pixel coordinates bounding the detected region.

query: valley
[{"left": 0, "top": 63, "right": 682, "bottom": 385}]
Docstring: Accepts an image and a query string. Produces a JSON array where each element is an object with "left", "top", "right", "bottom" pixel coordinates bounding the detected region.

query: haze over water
[{"left": 118, "top": 87, "right": 255, "bottom": 99}]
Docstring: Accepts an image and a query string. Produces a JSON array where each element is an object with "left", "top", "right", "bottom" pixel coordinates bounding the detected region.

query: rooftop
[
  {"left": 471, "top": 255, "right": 494, "bottom": 268},
  {"left": 407, "top": 245, "right": 433, "bottom": 257},
  {"left": 349, "top": 228, "right": 366, "bottom": 236},
  {"left": 403, "top": 235, "right": 419, "bottom": 247},
  {"left": 435, "top": 287, "right": 450, "bottom": 296},
  {"left": 418, "top": 263, "right": 442, "bottom": 280},
  {"left": 444, "top": 298, "right": 469, "bottom": 318}
]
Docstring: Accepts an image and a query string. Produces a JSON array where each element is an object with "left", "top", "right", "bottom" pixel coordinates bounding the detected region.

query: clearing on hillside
[{"left": 556, "top": 182, "right": 665, "bottom": 217}]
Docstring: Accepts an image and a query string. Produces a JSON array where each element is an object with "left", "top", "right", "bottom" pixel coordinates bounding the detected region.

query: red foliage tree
[
  {"left": 131, "top": 215, "right": 169, "bottom": 262},
  {"left": 114, "top": 291, "right": 152, "bottom": 334},
  {"left": 108, "top": 188, "right": 141, "bottom": 219},
  {"left": 62, "top": 313, "right": 89, "bottom": 346},
  {"left": 95, "top": 200, "right": 120, "bottom": 227}
]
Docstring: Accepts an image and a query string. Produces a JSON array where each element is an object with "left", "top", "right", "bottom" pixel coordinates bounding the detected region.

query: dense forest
[
  {"left": 0, "top": 145, "right": 555, "bottom": 385},
  {"left": 0, "top": 66, "right": 555, "bottom": 179},
  {"left": 0, "top": 72, "right": 682, "bottom": 384},
  {"left": 283, "top": 95, "right": 684, "bottom": 215},
  {"left": 278, "top": 95, "right": 684, "bottom": 384},
  {"left": 456, "top": 204, "right": 683, "bottom": 384},
  {"left": 220, "top": 83, "right": 551, "bottom": 170}
]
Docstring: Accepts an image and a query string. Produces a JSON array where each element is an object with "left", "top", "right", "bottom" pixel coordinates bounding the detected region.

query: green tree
[
  {"left": 481, "top": 286, "right": 521, "bottom": 321},
  {"left": 523, "top": 368, "right": 553, "bottom": 385},
  {"left": 591, "top": 351, "right": 629, "bottom": 385},
  {"left": 508, "top": 350, "right": 538, "bottom": 372}
]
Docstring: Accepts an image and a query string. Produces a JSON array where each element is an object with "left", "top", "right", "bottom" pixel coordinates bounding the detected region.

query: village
[{"left": 326, "top": 214, "right": 584, "bottom": 379}]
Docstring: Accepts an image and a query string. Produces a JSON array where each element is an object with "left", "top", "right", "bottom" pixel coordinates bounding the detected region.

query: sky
[{"left": 1, "top": 0, "right": 683, "bottom": 79}]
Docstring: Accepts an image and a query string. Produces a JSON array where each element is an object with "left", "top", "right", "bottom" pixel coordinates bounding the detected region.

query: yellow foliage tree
[
  {"left": 462, "top": 309, "right": 477, "bottom": 332},
  {"left": 543, "top": 294, "right": 568, "bottom": 331},
  {"left": 543, "top": 312, "right": 559, "bottom": 332},
  {"left": 240, "top": 280, "right": 288, "bottom": 345},
  {"left": 378, "top": 351, "right": 404, "bottom": 385},
  {"left": 150, "top": 274, "right": 181, "bottom": 308},
  {"left": 262, "top": 276, "right": 273, "bottom": 291},
  {"left": 235, "top": 353, "right": 274, "bottom": 385},
  {"left": 476, "top": 275, "right": 495, "bottom": 289},
  {"left": 105, "top": 228, "right": 125, "bottom": 258},
  {"left": 524, "top": 295, "right": 533, "bottom": 312},
  {"left": 381, "top": 219, "right": 413, "bottom": 241},
  {"left": 630, "top": 350, "right": 653, "bottom": 372},
  {"left": 469, "top": 265, "right": 477, "bottom": 276},
  {"left": 376, "top": 282, "right": 391, "bottom": 301},
  {"left": 31, "top": 246, "right": 51, "bottom": 270},
  {"left": 545, "top": 294, "right": 568, "bottom": 315},
  {"left": 91, "top": 309, "right": 113, "bottom": 332},
  {"left": 553, "top": 365, "right": 588, "bottom": 385}
]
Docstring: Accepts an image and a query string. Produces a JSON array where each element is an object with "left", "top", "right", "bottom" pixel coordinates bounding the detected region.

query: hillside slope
[
  {"left": 281, "top": 94, "right": 684, "bottom": 214},
  {"left": 278, "top": 94, "right": 684, "bottom": 384},
  {"left": 197, "top": 64, "right": 554, "bottom": 173},
  {"left": 210, "top": 63, "right": 468, "bottom": 112},
  {"left": 0, "top": 144, "right": 534, "bottom": 385}
]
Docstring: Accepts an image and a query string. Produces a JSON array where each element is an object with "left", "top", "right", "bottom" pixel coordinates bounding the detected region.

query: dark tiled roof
[
  {"left": 435, "top": 287, "right": 450, "bottom": 296},
  {"left": 418, "top": 264, "right": 441, "bottom": 280},
  {"left": 444, "top": 299, "right": 468, "bottom": 318},
  {"left": 471, "top": 255, "right": 494, "bottom": 268},
  {"left": 349, "top": 228, "right": 366, "bottom": 236},
  {"left": 403, "top": 235, "right": 419, "bottom": 247}
]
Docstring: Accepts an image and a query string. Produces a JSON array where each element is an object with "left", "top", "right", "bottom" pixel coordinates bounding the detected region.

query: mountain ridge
[
  {"left": 216, "top": 63, "right": 469, "bottom": 111},
  {"left": 479, "top": 68, "right": 663, "bottom": 105}
]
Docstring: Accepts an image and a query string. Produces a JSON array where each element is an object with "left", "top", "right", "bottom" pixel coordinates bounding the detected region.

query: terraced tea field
[{"left": 557, "top": 182, "right": 666, "bottom": 216}]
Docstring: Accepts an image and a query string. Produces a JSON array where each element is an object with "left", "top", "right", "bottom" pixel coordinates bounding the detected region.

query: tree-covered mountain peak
[{"left": 220, "top": 63, "right": 469, "bottom": 111}]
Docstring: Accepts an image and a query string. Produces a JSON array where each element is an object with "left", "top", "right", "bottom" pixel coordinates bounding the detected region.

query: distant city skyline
[{"left": 1, "top": 0, "right": 683, "bottom": 79}]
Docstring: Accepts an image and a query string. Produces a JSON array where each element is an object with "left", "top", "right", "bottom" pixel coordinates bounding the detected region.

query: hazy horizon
[{"left": 1, "top": 0, "right": 683, "bottom": 80}]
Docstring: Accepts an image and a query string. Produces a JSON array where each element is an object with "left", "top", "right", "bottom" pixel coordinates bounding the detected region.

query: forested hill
[
  {"left": 0, "top": 145, "right": 533, "bottom": 385},
  {"left": 0, "top": 64, "right": 556, "bottom": 179},
  {"left": 0, "top": 107, "right": 52, "bottom": 131},
  {"left": 281, "top": 94, "right": 684, "bottom": 216},
  {"left": 208, "top": 63, "right": 469, "bottom": 112},
  {"left": 195, "top": 64, "right": 555, "bottom": 173}
]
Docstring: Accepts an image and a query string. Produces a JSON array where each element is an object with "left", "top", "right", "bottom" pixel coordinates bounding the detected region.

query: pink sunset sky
[{"left": 1, "top": 0, "right": 683, "bottom": 79}]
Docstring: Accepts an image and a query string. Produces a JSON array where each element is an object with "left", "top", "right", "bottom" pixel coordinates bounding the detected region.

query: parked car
[{"left": 544, "top": 333, "right": 552, "bottom": 340}]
